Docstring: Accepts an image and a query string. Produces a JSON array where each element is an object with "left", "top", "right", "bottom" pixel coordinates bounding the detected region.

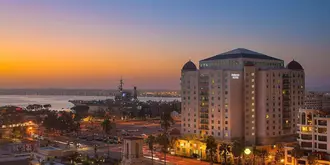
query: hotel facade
[{"left": 180, "top": 48, "right": 305, "bottom": 145}]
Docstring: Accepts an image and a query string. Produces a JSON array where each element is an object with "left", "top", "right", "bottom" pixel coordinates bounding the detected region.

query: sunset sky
[{"left": 0, "top": 0, "right": 329, "bottom": 89}]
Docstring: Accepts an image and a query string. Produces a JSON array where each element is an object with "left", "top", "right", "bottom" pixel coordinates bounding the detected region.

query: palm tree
[
  {"left": 307, "top": 153, "right": 318, "bottom": 165},
  {"left": 206, "top": 136, "right": 217, "bottom": 165},
  {"left": 146, "top": 135, "right": 156, "bottom": 165},
  {"left": 157, "top": 111, "right": 174, "bottom": 165},
  {"left": 231, "top": 140, "right": 244, "bottom": 165},
  {"left": 94, "top": 144, "right": 98, "bottom": 158},
  {"left": 291, "top": 144, "right": 304, "bottom": 165},
  {"left": 219, "top": 143, "right": 230, "bottom": 165},
  {"left": 101, "top": 118, "right": 112, "bottom": 134},
  {"left": 160, "top": 112, "right": 174, "bottom": 133},
  {"left": 157, "top": 133, "right": 170, "bottom": 165},
  {"left": 101, "top": 118, "right": 112, "bottom": 158}
]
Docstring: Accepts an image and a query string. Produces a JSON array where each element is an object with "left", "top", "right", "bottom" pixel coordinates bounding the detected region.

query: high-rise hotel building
[{"left": 180, "top": 48, "right": 305, "bottom": 145}]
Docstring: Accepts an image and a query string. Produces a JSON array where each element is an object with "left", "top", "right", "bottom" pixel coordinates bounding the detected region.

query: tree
[
  {"left": 160, "top": 112, "right": 174, "bottom": 133},
  {"left": 101, "top": 118, "right": 112, "bottom": 158},
  {"left": 101, "top": 118, "right": 112, "bottom": 135},
  {"left": 206, "top": 136, "right": 217, "bottom": 165},
  {"left": 231, "top": 140, "right": 244, "bottom": 165},
  {"left": 157, "top": 133, "right": 170, "bottom": 165},
  {"left": 43, "top": 104, "right": 52, "bottom": 109},
  {"left": 219, "top": 143, "right": 230, "bottom": 165},
  {"left": 157, "top": 111, "right": 174, "bottom": 165},
  {"left": 146, "top": 135, "right": 156, "bottom": 165},
  {"left": 307, "top": 153, "right": 318, "bottom": 165},
  {"left": 94, "top": 144, "right": 98, "bottom": 158},
  {"left": 291, "top": 145, "right": 304, "bottom": 165}
]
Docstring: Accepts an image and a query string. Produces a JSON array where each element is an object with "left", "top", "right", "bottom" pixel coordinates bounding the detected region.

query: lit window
[
  {"left": 251, "top": 85, "right": 255, "bottom": 88},
  {"left": 252, "top": 97, "right": 255, "bottom": 100},
  {"left": 251, "top": 73, "right": 255, "bottom": 76},
  {"left": 251, "top": 79, "right": 255, "bottom": 82},
  {"left": 251, "top": 109, "right": 255, "bottom": 112},
  {"left": 252, "top": 132, "right": 255, "bottom": 136},
  {"left": 225, "top": 133, "right": 228, "bottom": 137},
  {"left": 252, "top": 115, "right": 255, "bottom": 118},
  {"left": 285, "top": 120, "right": 289, "bottom": 124},
  {"left": 252, "top": 120, "right": 255, "bottom": 124},
  {"left": 266, "top": 114, "right": 269, "bottom": 119},
  {"left": 252, "top": 127, "right": 255, "bottom": 130},
  {"left": 212, "top": 79, "right": 215, "bottom": 84},
  {"left": 251, "top": 91, "right": 255, "bottom": 94},
  {"left": 252, "top": 103, "right": 254, "bottom": 106}
]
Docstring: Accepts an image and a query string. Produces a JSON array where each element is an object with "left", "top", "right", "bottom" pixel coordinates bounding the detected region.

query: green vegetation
[
  {"left": 206, "top": 136, "right": 217, "bottom": 164},
  {"left": 146, "top": 135, "right": 156, "bottom": 165}
]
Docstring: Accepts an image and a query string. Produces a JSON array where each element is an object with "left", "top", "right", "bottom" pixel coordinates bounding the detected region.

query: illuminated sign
[{"left": 231, "top": 74, "right": 240, "bottom": 79}]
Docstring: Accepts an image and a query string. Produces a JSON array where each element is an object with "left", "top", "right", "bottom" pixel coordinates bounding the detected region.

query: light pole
[{"left": 244, "top": 148, "right": 251, "bottom": 165}]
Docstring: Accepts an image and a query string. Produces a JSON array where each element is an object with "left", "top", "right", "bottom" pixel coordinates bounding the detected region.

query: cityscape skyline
[{"left": 0, "top": 0, "right": 329, "bottom": 90}]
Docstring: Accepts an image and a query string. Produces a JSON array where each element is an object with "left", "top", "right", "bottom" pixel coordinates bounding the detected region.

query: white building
[
  {"left": 297, "top": 109, "right": 330, "bottom": 154},
  {"left": 180, "top": 48, "right": 305, "bottom": 145},
  {"left": 283, "top": 109, "right": 330, "bottom": 165}
]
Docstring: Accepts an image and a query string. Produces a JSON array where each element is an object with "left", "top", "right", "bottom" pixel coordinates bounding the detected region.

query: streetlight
[
  {"left": 280, "top": 159, "right": 284, "bottom": 163},
  {"left": 244, "top": 148, "right": 251, "bottom": 155}
]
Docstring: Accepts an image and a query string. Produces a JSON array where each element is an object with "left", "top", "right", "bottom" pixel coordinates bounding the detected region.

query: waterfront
[{"left": 0, "top": 95, "right": 180, "bottom": 109}]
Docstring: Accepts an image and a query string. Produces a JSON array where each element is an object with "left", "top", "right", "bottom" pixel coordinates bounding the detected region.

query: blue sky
[{"left": 0, "top": 0, "right": 329, "bottom": 89}]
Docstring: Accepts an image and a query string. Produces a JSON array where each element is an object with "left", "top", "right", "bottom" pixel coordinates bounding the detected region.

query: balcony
[
  {"left": 200, "top": 126, "right": 209, "bottom": 130},
  {"left": 317, "top": 128, "right": 327, "bottom": 135},
  {"left": 301, "top": 142, "right": 313, "bottom": 150},
  {"left": 317, "top": 120, "right": 327, "bottom": 126},
  {"left": 200, "top": 115, "right": 209, "bottom": 119},
  {"left": 298, "top": 126, "right": 313, "bottom": 134},
  {"left": 300, "top": 134, "right": 313, "bottom": 140},
  {"left": 200, "top": 120, "right": 209, "bottom": 124},
  {"left": 200, "top": 109, "right": 208, "bottom": 113},
  {"left": 318, "top": 136, "right": 327, "bottom": 142}
]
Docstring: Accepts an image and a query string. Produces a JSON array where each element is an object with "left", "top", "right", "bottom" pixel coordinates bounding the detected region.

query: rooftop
[{"left": 200, "top": 48, "right": 283, "bottom": 62}]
